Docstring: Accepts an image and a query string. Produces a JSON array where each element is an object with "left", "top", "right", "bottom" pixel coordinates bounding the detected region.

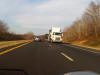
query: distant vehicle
[
  {"left": 40, "top": 37, "right": 44, "bottom": 41},
  {"left": 48, "top": 27, "right": 63, "bottom": 42},
  {"left": 35, "top": 36, "right": 44, "bottom": 42},
  {"left": 34, "top": 36, "right": 40, "bottom": 41}
]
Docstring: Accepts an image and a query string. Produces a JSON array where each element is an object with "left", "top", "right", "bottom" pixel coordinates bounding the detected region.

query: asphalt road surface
[{"left": 0, "top": 41, "right": 100, "bottom": 75}]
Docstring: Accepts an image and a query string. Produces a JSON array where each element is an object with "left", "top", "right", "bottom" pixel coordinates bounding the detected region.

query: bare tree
[
  {"left": 0, "top": 20, "right": 8, "bottom": 33},
  {"left": 63, "top": 1, "right": 100, "bottom": 42},
  {"left": 85, "top": 1, "right": 100, "bottom": 38}
]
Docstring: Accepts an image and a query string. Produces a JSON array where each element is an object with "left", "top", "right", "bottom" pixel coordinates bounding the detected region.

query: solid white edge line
[{"left": 64, "top": 44, "right": 100, "bottom": 54}]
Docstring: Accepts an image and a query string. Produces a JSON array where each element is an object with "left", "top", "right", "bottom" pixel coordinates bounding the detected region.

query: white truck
[{"left": 48, "top": 27, "right": 63, "bottom": 42}]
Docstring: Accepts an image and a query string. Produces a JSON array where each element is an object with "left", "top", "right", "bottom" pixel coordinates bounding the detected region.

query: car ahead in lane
[
  {"left": 35, "top": 36, "right": 44, "bottom": 42},
  {"left": 40, "top": 37, "right": 44, "bottom": 41},
  {"left": 34, "top": 36, "right": 40, "bottom": 41}
]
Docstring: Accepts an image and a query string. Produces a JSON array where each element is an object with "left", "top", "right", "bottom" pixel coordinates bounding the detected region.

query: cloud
[
  {"left": 0, "top": 0, "right": 91, "bottom": 34},
  {"left": 23, "top": 25, "right": 49, "bottom": 29},
  {"left": 12, "top": 0, "right": 91, "bottom": 26}
]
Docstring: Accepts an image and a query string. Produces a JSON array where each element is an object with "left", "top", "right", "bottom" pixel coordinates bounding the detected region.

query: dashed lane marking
[{"left": 61, "top": 52, "right": 74, "bottom": 62}]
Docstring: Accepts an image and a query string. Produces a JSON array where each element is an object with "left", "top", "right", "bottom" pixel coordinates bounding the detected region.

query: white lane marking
[
  {"left": 61, "top": 52, "right": 74, "bottom": 62},
  {"left": 64, "top": 44, "right": 100, "bottom": 54}
]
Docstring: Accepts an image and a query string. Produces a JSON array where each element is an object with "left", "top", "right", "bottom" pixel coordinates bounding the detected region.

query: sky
[{"left": 0, "top": 0, "right": 93, "bottom": 35}]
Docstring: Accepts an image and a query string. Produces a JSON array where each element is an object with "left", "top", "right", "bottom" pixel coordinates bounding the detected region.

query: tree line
[
  {"left": 63, "top": 1, "right": 100, "bottom": 42},
  {"left": 0, "top": 20, "right": 34, "bottom": 41}
]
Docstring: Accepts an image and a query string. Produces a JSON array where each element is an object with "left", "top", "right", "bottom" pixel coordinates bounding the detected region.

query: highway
[{"left": 0, "top": 41, "right": 100, "bottom": 75}]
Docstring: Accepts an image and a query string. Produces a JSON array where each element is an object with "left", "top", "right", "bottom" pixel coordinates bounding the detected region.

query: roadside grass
[
  {"left": 0, "top": 40, "right": 32, "bottom": 49},
  {"left": 63, "top": 39, "right": 100, "bottom": 50}
]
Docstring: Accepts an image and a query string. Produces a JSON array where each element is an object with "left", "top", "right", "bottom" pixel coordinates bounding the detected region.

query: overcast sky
[{"left": 0, "top": 0, "right": 93, "bottom": 35}]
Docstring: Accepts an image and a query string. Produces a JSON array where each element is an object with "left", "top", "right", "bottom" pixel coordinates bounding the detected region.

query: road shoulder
[{"left": 63, "top": 43, "right": 100, "bottom": 54}]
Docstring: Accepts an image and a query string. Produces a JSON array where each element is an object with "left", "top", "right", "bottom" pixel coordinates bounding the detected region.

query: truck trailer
[{"left": 48, "top": 27, "right": 63, "bottom": 42}]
